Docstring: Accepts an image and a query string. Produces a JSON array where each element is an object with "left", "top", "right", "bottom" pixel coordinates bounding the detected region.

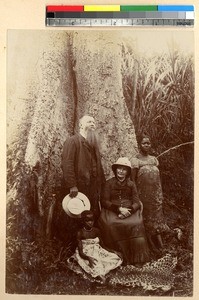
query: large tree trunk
[
  {"left": 7, "top": 30, "right": 138, "bottom": 240},
  {"left": 72, "top": 31, "right": 138, "bottom": 176}
]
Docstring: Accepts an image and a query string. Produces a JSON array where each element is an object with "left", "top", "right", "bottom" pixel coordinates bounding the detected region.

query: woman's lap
[{"left": 98, "top": 209, "right": 146, "bottom": 242}]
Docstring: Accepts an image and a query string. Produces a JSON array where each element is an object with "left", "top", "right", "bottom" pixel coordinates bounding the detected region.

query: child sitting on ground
[{"left": 67, "top": 210, "right": 122, "bottom": 282}]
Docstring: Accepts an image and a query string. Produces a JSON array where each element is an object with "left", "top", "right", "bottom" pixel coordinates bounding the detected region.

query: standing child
[
  {"left": 67, "top": 210, "right": 122, "bottom": 282},
  {"left": 132, "top": 133, "right": 170, "bottom": 253}
]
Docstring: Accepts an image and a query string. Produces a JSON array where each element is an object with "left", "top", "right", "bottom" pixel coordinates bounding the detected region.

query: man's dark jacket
[{"left": 61, "top": 134, "right": 105, "bottom": 216}]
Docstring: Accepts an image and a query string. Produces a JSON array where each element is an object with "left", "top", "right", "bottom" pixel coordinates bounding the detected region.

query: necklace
[{"left": 84, "top": 227, "right": 92, "bottom": 232}]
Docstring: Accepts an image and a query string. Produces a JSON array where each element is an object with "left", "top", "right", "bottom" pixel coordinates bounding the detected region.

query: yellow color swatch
[{"left": 84, "top": 5, "right": 120, "bottom": 12}]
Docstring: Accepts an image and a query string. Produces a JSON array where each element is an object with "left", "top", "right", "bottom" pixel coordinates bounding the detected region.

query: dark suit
[{"left": 61, "top": 133, "right": 105, "bottom": 219}]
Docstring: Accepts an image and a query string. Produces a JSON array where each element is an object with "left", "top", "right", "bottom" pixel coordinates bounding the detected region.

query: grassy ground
[
  {"left": 6, "top": 207, "right": 193, "bottom": 296},
  {"left": 6, "top": 257, "right": 193, "bottom": 296}
]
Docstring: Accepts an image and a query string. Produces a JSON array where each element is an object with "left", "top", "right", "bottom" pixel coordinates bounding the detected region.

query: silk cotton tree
[{"left": 7, "top": 30, "right": 138, "bottom": 242}]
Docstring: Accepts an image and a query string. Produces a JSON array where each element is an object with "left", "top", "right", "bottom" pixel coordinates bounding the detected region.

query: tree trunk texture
[
  {"left": 72, "top": 32, "right": 138, "bottom": 176},
  {"left": 7, "top": 30, "right": 138, "bottom": 240}
]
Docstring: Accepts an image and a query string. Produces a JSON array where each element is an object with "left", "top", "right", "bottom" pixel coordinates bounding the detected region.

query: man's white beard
[{"left": 86, "top": 128, "right": 99, "bottom": 149}]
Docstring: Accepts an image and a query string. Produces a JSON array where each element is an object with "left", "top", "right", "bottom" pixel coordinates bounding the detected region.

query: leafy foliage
[
  {"left": 122, "top": 46, "right": 194, "bottom": 211},
  {"left": 6, "top": 235, "right": 72, "bottom": 294},
  {"left": 6, "top": 41, "right": 194, "bottom": 295}
]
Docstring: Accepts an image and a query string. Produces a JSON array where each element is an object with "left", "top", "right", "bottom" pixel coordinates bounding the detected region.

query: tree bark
[
  {"left": 7, "top": 30, "right": 138, "bottom": 239},
  {"left": 72, "top": 31, "right": 138, "bottom": 177}
]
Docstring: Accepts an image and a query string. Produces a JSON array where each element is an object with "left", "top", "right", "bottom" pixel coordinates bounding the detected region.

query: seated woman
[{"left": 98, "top": 157, "right": 150, "bottom": 266}]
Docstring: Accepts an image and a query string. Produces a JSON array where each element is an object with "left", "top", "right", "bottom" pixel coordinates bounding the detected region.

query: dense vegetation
[
  {"left": 122, "top": 46, "right": 194, "bottom": 214},
  {"left": 6, "top": 44, "right": 194, "bottom": 296}
]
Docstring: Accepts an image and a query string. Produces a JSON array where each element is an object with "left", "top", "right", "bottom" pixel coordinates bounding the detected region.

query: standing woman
[
  {"left": 98, "top": 157, "right": 150, "bottom": 266},
  {"left": 132, "top": 133, "right": 170, "bottom": 253}
]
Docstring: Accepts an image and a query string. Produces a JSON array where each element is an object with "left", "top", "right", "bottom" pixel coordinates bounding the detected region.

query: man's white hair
[{"left": 79, "top": 115, "right": 94, "bottom": 127}]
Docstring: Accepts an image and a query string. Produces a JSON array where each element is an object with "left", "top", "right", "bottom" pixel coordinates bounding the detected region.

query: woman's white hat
[
  {"left": 62, "top": 192, "right": 90, "bottom": 218},
  {"left": 112, "top": 157, "right": 132, "bottom": 172}
]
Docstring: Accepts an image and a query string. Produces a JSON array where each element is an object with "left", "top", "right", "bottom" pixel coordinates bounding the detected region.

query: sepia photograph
[{"left": 6, "top": 29, "right": 194, "bottom": 296}]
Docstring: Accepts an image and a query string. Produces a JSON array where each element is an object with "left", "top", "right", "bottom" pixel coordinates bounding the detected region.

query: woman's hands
[{"left": 118, "top": 207, "right": 131, "bottom": 219}]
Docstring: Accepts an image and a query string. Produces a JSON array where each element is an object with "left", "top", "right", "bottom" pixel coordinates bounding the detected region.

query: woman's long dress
[
  {"left": 134, "top": 155, "right": 169, "bottom": 235},
  {"left": 98, "top": 177, "right": 150, "bottom": 264}
]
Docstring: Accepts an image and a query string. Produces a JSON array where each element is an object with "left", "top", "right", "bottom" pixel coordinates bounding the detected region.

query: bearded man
[{"left": 61, "top": 115, "right": 105, "bottom": 220}]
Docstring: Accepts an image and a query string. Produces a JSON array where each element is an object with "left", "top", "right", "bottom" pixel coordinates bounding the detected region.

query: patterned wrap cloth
[{"left": 133, "top": 155, "right": 170, "bottom": 235}]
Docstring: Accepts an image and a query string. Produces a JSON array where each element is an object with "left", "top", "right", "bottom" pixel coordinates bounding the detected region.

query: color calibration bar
[{"left": 46, "top": 5, "right": 194, "bottom": 27}]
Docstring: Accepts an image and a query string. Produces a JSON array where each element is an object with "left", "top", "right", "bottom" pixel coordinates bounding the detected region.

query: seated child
[{"left": 67, "top": 210, "right": 122, "bottom": 282}]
